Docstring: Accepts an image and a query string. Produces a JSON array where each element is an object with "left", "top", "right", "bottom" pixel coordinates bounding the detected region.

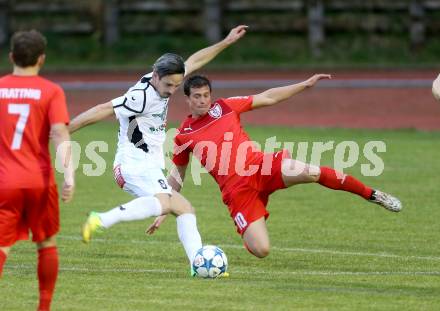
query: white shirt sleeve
[{"left": 112, "top": 88, "right": 147, "bottom": 119}]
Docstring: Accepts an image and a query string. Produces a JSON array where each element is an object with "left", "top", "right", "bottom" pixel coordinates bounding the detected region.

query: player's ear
[
  {"left": 152, "top": 71, "right": 160, "bottom": 82},
  {"left": 37, "top": 54, "right": 46, "bottom": 67}
]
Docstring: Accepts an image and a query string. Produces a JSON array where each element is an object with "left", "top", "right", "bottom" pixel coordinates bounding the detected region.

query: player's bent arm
[
  {"left": 50, "top": 123, "right": 75, "bottom": 203},
  {"left": 68, "top": 101, "right": 114, "bottom": 134},
  {"left": 184, "top": 25, "right": 248, "bottom": 76},
  {"left": 251, "top": 74, "right": 332, "bottom": 110},
  {"left": 167, "top": 164, "right": 188, "bottom": 192}
]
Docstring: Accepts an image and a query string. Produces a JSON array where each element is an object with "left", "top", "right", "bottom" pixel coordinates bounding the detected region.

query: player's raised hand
[
  {"left": 146, "top": 215, "right": 168, "bottom": 235},
  {"left": 305, "top": 74, "right": 332, "bottom": 88},
  {"left": 223, "top": 25, "right": 248, "bottom": 45},
  {"left": 61, "top": 181, "right": 74, "bottom": 203}
]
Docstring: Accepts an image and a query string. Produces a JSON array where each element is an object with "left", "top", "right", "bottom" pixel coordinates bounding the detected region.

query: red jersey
[
  {"left": 0, "top": 74, "right": 69, "bottom": 188},
  {"left": 173, "top": 96, "right": 265, "bottom": 190}
]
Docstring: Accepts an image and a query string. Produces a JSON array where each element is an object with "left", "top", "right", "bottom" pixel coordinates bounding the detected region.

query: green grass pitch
[{"left": 2, "top": 122, "right": 440, "bottom": 310}]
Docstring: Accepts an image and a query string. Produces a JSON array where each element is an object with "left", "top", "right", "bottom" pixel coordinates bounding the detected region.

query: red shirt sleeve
[
  {"left": 172, "top": 135, "right": 191, "bottom": 166},
  {"left": 223, "top": 96, "right": 253, "bottom": 114},
  {"left": 48, "top": 84, "right": 69, "bottom": 125}
]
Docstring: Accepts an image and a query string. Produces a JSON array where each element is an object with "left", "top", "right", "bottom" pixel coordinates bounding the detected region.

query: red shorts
[
  {"left": 0, "top": 186, "right": 59, "bottom": 246},
  {"left": 221, "top": 150, "right": 290, "bottom": 235}
]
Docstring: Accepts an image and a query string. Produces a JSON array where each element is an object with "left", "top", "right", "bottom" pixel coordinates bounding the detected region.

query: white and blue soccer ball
[{"left": 192, "top": 245, "right": 228, "bottom": 278}]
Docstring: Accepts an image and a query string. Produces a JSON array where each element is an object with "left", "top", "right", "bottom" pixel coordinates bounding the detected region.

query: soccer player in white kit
[{"left": 69, "top": 26, "right": 248, "bottom": 272}]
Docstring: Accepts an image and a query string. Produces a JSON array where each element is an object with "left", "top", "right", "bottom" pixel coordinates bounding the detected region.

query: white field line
[
  {"left": 57, "top": 235, "right": 440, "bottom": 262},
  {"left": 5, "top": 264, "right": 440, "bottom": 276}
]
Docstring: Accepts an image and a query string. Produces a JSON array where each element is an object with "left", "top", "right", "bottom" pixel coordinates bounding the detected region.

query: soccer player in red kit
[
  {"left": 0, "top": 30, "right": 74, "bottom": 311},
  {"left": 147, "top": 74, "right": 402, "bottom": 259}
]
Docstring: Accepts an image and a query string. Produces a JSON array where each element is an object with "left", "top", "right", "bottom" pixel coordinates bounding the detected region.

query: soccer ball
[{"left": 192, "top": 245, "right": 228, "bottom": 278}]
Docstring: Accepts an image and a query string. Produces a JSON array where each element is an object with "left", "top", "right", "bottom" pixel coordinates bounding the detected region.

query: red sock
[
  {"left": 37, "top": 247, "right": 59, "bottom": 311},
  {"left": 318, "top": 166, "right": 373, "bottom": 200},
  {"left": 0, "top": 249, "right": 7, "bottom": 277}
]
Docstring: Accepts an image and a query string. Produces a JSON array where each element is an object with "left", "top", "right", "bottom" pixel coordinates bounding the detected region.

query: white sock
[
  {"left": 99, "top": 196, "right": 162, "bottom": 228},
  {"left": 176, "top": 213, "right": 203, "bottom": 264}
]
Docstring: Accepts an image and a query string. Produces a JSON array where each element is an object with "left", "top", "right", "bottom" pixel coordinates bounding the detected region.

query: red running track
[{"left": 41, "top": 70, "right": 440, "bottom": 131}]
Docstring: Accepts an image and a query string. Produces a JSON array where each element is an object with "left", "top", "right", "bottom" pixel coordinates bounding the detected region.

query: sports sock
[
  {"left": 99, "top": 196, "right": 162, "bottom": 228},
  {"left": 318, "top": 166, "right": 373, "bottom": 200},
  {"left": 176, "top": 213, "right": 203, "bottom": 263},
  {"left": 37, "top": 246, "right": 59, "bottom": 311},
  {"left": 0, "top": 249, "right": 7, "bottom": 277}
]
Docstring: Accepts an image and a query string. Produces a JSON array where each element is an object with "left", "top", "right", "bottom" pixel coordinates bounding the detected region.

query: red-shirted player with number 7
[
  {"left": 0, "top": 30, "right": 74, "bottom": 311},
  {"left": 147, "top": 74, "right": 402, "bottom": 260}
]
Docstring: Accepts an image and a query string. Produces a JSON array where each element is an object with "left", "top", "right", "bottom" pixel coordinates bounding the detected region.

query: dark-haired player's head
[
  {"left": 183, "top": 75, "right": 212, "bottom": 96},
  {"left": 183, "top": 75, "right": 213, "bottom": 117},
  {"left": 10, "top": 30, "right": 47, "bottom": 68},
  {"left": 151, "top": 53, "right": 185, "bottom": 98}
]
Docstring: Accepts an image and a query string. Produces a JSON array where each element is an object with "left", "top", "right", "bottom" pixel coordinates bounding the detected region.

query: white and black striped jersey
[{"left": 111, "top": 72, "right": 169, "bottom": 169}]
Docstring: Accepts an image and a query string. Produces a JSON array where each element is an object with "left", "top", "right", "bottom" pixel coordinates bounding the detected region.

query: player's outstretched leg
[
  {"left": 317, "top": 166, "right": 402, "bottom": 212},
  {"left": 281, "top": 160, "right": 402, "bottom": 212},
  {"left": 81, "top": 196, "right": 163, "bottom": 243}
]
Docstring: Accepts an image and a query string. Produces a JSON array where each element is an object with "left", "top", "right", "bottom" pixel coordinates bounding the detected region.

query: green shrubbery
[{"left": 1, "top": 32, "right": 439, "bottom": 70}]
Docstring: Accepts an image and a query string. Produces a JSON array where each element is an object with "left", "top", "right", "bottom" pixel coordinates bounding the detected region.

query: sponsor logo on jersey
[
  {"left": 208, "top": 103, "right": 222, "bottom": 119},
  {"left": 149, "top": 123, "right": 166, "bottom": 133},
  {"left": 152, "top": 105, "right": 168, "bottom": 121}
]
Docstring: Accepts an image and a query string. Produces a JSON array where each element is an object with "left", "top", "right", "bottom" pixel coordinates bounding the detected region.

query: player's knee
[
  {"left": 253, "top": 245, "right": 270, "bottom": 258},
  {"left": 174, "top": 201, "right": 194, "bottom": 216},
  {"left": 246, "top": 243, "right": 270, "bottom": 258},
  {"left": 181, "top": 203, "right": 195, "bottom": 214},
  {"left": 282, "top": 160, "right": 319, "bottom": 184},
  {"left": 170, "top": 191, "right": 193, "bottom": 216},
  {"left": 291, "top": 162, "right": 319, "bottom": 183},
  {"left": 305, "top": 164, "right": 320, "bottom": 182},
  {"left": 155, "top": 194, "right": 172, "bottom": 214}
]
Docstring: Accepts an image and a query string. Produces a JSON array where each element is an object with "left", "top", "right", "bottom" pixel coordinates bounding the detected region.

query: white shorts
[{"left": 113, "top": 164, "right": 172, "bottom": 197}]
